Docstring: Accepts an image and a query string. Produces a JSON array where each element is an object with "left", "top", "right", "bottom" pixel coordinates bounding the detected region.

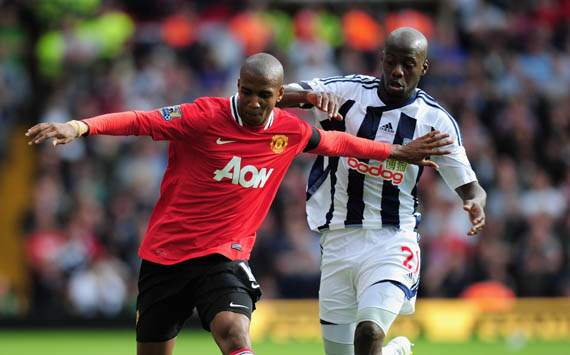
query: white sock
[{"left": 381, "top": 343, "right": 398, "bottom": 355}]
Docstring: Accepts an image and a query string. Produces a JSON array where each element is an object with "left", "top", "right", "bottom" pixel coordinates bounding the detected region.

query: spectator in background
[
  {"left": 515, "top": 215, "right": 564, "bottom": 296},
  {"left": 68, "top": 256, "right": 128, "bottom": 318},
  {"left": 0, "top": 3, "right": 30, "bottom": 159},
  {"left": 520, "top": 170, "right": 567, "bottom": 219},
  {"left": 0, "top": 275, "right": 20, "bottom": 317},
  {"left": 289, "top": 9, "right": 341, "bottom": 81}
]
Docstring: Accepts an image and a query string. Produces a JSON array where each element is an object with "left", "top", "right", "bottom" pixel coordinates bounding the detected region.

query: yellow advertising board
[{"left": 250, "top": 299, "right": 570, "bottom": 343}]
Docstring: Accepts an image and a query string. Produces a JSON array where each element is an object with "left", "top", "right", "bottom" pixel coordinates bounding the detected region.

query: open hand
[
  {"left": 464, "top": 200, "right": 486, "bottom": 236},
  {"left": 306, "top": 91, "right": 344, "bottom": 120},
  {"left": 25, "top": 122, "right": 78, "bottom": 146},
  {"left": 390, "top": 131, "right": 453, "bottom": 168}
]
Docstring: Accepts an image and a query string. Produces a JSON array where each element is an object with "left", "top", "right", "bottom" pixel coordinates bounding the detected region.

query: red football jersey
[{"left": 88, "top": 96, "right": 313, "bottom": 264}]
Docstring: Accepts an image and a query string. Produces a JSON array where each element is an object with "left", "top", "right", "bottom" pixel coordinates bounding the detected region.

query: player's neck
[
  {"left": 242, "top": 119, "right": 267, "bottom": 128},
  {"left": 238, "top": 107, "right": 271, "bottom": 129},
  {"left": 378, "top": 81, "right": 416, "bottom": 108}
]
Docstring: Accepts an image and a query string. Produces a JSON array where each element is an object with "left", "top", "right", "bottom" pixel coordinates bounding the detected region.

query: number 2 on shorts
[{"left": 401, "top": 246, "right": 420, "bottom": 273}]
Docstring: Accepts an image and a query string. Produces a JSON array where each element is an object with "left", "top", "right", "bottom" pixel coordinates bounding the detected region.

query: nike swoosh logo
[
  {"left": 229, "top": 302, "right": 249, "bottom": 309},
  {"left": 216, "top": 138, "right": 236, "bottom": 145}
]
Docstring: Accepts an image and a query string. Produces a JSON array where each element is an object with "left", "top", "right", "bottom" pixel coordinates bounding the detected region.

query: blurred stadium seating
[{"left": 0, "top": 0, "right": 569, "bottom": 336}]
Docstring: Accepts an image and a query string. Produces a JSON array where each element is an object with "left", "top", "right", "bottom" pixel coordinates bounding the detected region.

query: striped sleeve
[
  {"left": 430, "top": 109, "right": 477, "bottom": 189},
  {"left": 417, "top": 91, "right": 462, "bottom": 145},
  {"left": 298, "top": 74, "right": 380, "bottom": 99}
]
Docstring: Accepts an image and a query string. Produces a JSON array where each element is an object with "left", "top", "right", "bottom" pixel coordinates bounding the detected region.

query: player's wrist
[
  {"left": 66, "top": 120, "right": 89, "bottom": 138},
  {"left": 388, "top": 144, "right": 402, "bottom": 160},
  {"left": 385, "top": 143, "right": 393, "bottom": 160},
  {"left": 299, "top": 91, "right": 315, "bottom": 109},
  {"left": 467, "top": 197, "right": 486, "bottom": 209}
]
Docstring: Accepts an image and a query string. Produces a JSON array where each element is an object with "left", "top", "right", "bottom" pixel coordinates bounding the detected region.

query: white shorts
[{"left": 319, "top": 226, "right": 421, "bottom": 324}]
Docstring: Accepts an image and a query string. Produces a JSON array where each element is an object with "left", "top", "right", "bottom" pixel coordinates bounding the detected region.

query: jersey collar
[
  {"left": 230, "top": 95, "right": 275, "bottom": 130},
  {"left": 230, "top": 95, "right": 243, "bottom": 126}
]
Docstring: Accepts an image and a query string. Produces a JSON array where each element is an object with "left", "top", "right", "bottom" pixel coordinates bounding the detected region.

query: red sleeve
[
  {"left": 82, "top": 98, "right": 212, "bottom": 141},
  {"left": 295, "top": 118, "right": 315, "bottom": 155},
  {"left": 308, "top": 128, "right": 392, "bottom": 161}
]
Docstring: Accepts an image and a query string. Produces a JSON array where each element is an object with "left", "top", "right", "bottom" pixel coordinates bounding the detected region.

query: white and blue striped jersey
[{"left": 297, "top": 74, "right": 477, "bottom": 232}]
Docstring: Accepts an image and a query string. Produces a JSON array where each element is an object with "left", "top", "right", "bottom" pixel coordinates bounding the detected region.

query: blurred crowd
[{"left": 0, "top": 0, "right": 569, "bottom": 319}]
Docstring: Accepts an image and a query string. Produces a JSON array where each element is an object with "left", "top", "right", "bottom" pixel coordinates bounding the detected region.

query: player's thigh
[
  {"left": 356, "top": 282, "right": 405, "bottom": 335},
  {"left": 320, "top": 256, "right": 357, "bottom": 324},
  {"left": 194, "top": 259, "right": 262, "bottom": 331},
  {"left": 356, "top": 229, "right": 421, "bottom": 312},
  {"left": 136, "top": 260, "right": 197, "bottom": 343}
]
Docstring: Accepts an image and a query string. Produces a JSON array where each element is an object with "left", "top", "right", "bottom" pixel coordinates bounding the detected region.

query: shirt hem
[
  {"left": 138, "top": 248, "right": 251, "bottom": 265},
  {"left": 311, "top": 220, "right": 417, "bottom": 233}
]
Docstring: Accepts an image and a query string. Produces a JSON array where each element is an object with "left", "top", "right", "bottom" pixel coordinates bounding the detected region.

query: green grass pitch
[{"left": 0, "top": 330, "right": 568, "bottom": 354}]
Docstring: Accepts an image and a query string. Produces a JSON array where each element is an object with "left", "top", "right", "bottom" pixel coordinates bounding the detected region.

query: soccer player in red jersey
[{"left": 26, "top": 53, "right": 452, "bottom": 355}]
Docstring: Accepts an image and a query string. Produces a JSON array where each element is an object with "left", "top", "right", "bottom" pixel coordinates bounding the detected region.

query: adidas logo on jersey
[
  {"left": 379, "top": 122, "right": 395, "bottom": 134},
  {"left": 213, "top": 156, "right": 274, "bottom": 188}
]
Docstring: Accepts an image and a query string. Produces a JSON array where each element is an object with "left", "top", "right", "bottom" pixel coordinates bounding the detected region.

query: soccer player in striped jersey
[
  {"left": 26, "top": 53, "right": 453, "bottom": 355},
  {"left": 282, "top": 28, "right": 487, "bottom": 355}
]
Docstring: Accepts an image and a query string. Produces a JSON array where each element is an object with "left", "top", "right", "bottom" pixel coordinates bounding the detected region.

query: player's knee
[
  {"left": 220, "top": 322, "right": 249, "bottom": 349},
  {"left": 356, "top": 306, "right": 399, "bottom": 338},
  {"left": 321, "top": 322, "right": 356, "bottom": 344},
  {"left": 211, "top": 312, "right": 251, "bottom": 354},
  {"left": 355, "top": 321, "right": 385, "bottom": 344}
]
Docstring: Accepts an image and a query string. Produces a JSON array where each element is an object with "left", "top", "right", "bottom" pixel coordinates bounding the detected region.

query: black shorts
[{"left": 136, "top": 254, "right": 262, "bottom": 342}]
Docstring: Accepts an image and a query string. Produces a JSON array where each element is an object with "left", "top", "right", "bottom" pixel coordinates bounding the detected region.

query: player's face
[
  {"left": 380, "top": 46, "right": 428, "bottom": 101},
  {"left": 237, "top": 73, "right": 284, "bottom": 127}
]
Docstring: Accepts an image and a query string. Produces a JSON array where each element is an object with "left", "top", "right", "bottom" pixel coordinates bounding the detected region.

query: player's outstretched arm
[
  {"left": 26, "top": 121, "right": 86, "bottom": 146},
  {"left": 280, "top": 84, "right": 344, "bottom": 120},
  {"left": 456, "top": 181, "right": 487, "bottom": 236},
  {"left": 26, "top": 103, "right": 203, "bottom": 145},
  {"left": 307, "top": 129, "right": 453, "bottom": 167},
  {"left": 26, "top": 111, "right": 148, "bottom": 146}
]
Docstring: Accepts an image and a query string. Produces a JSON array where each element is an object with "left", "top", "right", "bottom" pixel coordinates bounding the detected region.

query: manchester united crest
[{"left": 270, "top": 135, "right": 288, "bottom": 154}]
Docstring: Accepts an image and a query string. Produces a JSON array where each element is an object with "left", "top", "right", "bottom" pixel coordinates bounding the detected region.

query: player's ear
[
  {"left": 421, "top": 59, "right": 429, "bottom": 75},
  {"left": 277, "top": 85, "right": 284, "bottom": 103},
  {"left": 237, "top": 78, "right": 241, "bottom": 91}
]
